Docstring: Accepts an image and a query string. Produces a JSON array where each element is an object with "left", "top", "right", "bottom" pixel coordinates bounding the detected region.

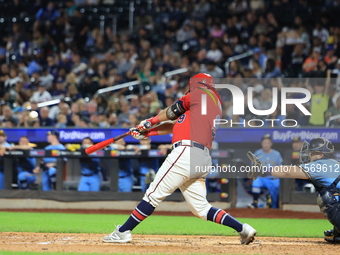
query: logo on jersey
[{"left": 177, "top": 114, "right": 186, "bottom": 123}]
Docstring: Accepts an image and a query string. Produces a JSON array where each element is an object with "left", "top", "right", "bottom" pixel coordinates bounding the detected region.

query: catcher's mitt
[{"left": 246, "top": 151, "right": 264, "bottom": 180}]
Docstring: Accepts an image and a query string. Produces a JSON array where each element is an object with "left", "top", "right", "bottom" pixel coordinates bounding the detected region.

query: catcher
[{"left": 247, "top": 137, "right": 340, "bottom": 243}]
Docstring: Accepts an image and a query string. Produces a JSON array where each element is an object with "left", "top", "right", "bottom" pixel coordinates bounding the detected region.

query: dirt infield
[
  {"left": 0, "top": 208, "right": 326, "bottom": 219},
  {"left": 0, "top": 209, "right": 330, "bottom": 254},
  {"left": 0, "top": 232, "right": 337, "bottom": 255}
]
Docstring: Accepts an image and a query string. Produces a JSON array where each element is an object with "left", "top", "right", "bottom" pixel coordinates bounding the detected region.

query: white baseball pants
[{"left": 143, "top": 141, "right": 213, "bottom": 219}]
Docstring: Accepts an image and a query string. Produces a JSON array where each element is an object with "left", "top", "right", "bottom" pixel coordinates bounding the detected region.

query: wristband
[{"left": 149, "top": 115, "right": 160, "bottom": 126}]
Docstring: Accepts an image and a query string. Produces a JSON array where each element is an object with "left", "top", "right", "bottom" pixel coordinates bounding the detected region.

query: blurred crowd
[{"left": 2, "top": 0, "right": 340, "bottom": 128}]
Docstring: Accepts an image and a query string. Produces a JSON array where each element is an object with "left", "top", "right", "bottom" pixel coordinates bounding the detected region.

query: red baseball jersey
[{"left": 172, "top": 87, "right": 222, "bottom": 149}]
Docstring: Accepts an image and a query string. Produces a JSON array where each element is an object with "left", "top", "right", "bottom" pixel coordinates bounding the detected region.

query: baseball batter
[{"left": 103, "top": 73, "right": 257, "bottom": 245}]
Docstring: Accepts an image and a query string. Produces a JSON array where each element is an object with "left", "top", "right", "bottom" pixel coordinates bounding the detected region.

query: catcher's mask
[
  {"left": 299, "top": 141, "right": 310, "bottom": 164},
  {"left": 188, "top": 73, "right": 215, "bottom": 92},
  {"left": 299, "top": 137, "right": 335, "bottom": 164}
]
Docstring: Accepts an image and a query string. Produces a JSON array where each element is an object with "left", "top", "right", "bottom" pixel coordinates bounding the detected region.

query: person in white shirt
[
  {"left": 29, "top": 82, "right": 52, "bottom": 103},
  {"left": 200, "top": 60, "right": 224, "bottom": 83},
  {"left": 206, "top": 41, "right": 223, "bottom": 63},
  {"left": 313, "top": 22, "right": 329, "bottom": 45}
]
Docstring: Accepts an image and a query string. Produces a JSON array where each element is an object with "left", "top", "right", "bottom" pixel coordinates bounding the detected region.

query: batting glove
[
  {"left": 136, "top": 119, "right": 152, "bottom": 131},
  {"left": 136, "top": 116, "right": 160, "bottom": 131},
  {"left": 130, "top": 128, "right": 146, "bottom": 140}
]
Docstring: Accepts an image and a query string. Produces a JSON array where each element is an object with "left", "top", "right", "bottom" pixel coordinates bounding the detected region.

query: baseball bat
[
  {"left": 85, "top": 131, "right": 130, "bottom": 154},
  {"left": 85, "top": 120, "right": 174, "bottom": 154}
]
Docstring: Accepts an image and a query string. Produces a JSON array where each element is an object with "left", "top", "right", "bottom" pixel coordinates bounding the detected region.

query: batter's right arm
[{"left": 147, "top": 123, "right": 174, "bottom": 136}]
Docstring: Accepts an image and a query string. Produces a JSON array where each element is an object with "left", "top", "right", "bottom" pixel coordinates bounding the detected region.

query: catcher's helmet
[
  {"left": 299, "top": 137, "right": 334, "bottom": 164},
  {"left": 189, "top": 73, "right": 215, "bottom": 92},
  {"left": 309, "top": 137, "right": 334, "bottom": 154}
]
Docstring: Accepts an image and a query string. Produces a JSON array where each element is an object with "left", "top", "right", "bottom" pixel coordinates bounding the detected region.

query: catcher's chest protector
[{"left": 317, "top": 175, "right": 340, "bottom": 231}]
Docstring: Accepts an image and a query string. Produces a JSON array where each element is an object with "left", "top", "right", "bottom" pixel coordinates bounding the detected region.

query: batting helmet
[{"left": 189, "top": 73, "right": 215, "bottom": 92}]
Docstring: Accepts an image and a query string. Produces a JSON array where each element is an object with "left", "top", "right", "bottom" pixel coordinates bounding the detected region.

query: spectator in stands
[
  {"left": 138, "top": 59, "right": 156, "bottom": 93},
  {"left": 79, "top": 75, "right": 100, "bottom": 99},
  {"left": 251, "top": 59, "right": 263, "bottom": 78},
  {"left": 117, "top": 101, "right": 131, "bottom": 125},
  {"left": 200, "top": 60, "right": 224, "bottom": 80},
  {"left": 39, "top": 107, "right": 54, "bottom": 127},
  {"left": 3, "top": 78, "right": 29, "bottom": 106},
  {"left": 30, "top": 82, "right": 52, "bottom": 103},
  {"left": 306, "top": 70, "right": 331, "bottom": 126},
  {"left": 76, "top": 99, "right": 89, "bottom": 117},
  {"left": 55, "top": 113, "right": 67, "bottom": 128},
  {"left": 87, "top": 101, "right": 98, "bottom": 116},
  {"left": 126, "top": 114, "right": 138, "bottom": 128},
  {"left": 250, "top": 47, "right": 267, "bottom": 71},
  {"left": 129, "top": 96, "right": 140, "bottom": 115},
  {"left": 107, "top": 112, "right": 118, "bottom": 127},
  {"left": 51, "top": 77, "right": 67, "bottom": 98},
  {"left": 117, "top": 50, "right": 134, "bottom": 77},
  {"left": 1, "top": 105, "right": 18, "bottom": 127},
  {"left": 95, "top": 95, "right": 108, "bottom": 115},
  {"left": 303, "top": 47, "right": 321, "bottom": 73},
  {"left": 4, "top": 119, "right": 17, "bottom": 128},
  {"left": 79, "top": 116, "right": 90, "bottom": 127},
  {"left": 33, "top": 131, "right": 65, "bottom": 191},
  {"left": 324, "top": 45, "right": 337, "bottom": 66},
  {"left": 313, "top": 22, "right": 330, "bottom": 46},
  {"left": 36, "top": 1, "right": 60, "bottom": 23},
  {"left": 326, "top": 96, "right": 340, "bottom": 126},
  {"left": 287, "top": 44, "right": 306, "bottom": 77},
  {"left": 67, "top": 84, "right": 82, "bottom": 102},
  {"left": 263, "top": 59, "right": 282, "bottom": 78},
  {"left": 49, "top": 100, "right": 70, "bottom": 122},
  {"left": 207, "top": 41, "right": 223, "bottom": 63},
  {"left": 148, "top": 91, "right": 163, "bottom": 115},
  {"left": 137, "top": 102, "right": 152, "bottom": 121},
  {"left": 40, "top": 68, "right": 54, "bottom": 90},
  {"left": 176, "top": 24, "right": 195, "bottom": 44}
]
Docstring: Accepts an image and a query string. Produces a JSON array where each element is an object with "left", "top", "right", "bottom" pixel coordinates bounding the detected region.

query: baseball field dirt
[
  {"left": 0, "top": 209, "right": 334, "bottom": 254},
  {"left": 0, "top": 232, "right": 338, "bottom": 255}
]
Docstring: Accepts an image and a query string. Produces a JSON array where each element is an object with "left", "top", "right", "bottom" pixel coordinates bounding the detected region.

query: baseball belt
[{"left": 173, "top": 140, "right": 207, "bottom": 151}]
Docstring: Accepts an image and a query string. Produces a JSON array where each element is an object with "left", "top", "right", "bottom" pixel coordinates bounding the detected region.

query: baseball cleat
[
  {"left": 239, "top": 223, "right": 257, "bottom": 245},
  {"left": 247, "top": 203, "right": 258, "bottom": 209},
  {"left": 102, "top": 225, "right": 132, "bottom": 243},
  {"left": 324, "top": 229, "right": 340, "bottom": 243}
]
